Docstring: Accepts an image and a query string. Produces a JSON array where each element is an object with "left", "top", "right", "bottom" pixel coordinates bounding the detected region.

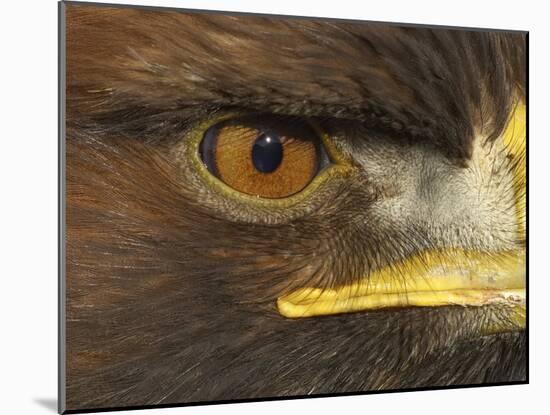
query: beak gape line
[{"left": 278, "top": 104, "right": 527, "bottom": 325}]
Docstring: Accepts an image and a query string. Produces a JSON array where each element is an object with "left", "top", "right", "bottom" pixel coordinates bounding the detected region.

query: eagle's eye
[{"left": 199, "top": 115, "right": 330, "bottom": 199}]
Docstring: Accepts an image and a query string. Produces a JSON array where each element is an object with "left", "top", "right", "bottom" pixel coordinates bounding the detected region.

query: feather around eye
[{"left": 199, "top": 116, "right": 327, "bottom": 199}]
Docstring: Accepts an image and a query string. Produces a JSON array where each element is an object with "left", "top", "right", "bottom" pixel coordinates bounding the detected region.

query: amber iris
[{"left": 200, "top": 116, "right": 322, "bottom": 199}]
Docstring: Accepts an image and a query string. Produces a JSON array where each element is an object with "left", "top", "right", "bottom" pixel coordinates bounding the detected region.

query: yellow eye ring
[{"left": 185, "top": 113, "right": 354, "bottom": 209}]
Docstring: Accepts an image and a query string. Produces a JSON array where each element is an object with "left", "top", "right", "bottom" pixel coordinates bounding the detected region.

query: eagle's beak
[{"left": 277, "top": 104, "right": 526, "bottom": 328}]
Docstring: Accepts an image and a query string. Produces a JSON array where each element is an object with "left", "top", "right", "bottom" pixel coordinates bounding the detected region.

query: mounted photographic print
[{"left": 59, "top": 1, "right": 528, "bottom": 413}]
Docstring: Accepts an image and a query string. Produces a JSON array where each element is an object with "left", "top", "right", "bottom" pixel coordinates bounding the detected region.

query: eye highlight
[{"left": 199, "top": 116, "right": 328, "bottom": 199}]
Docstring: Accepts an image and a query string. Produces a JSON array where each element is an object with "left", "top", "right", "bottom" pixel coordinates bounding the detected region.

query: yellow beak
[
  {"left": 278, "top": 249, "right": 525, "bottom": 317},
  {"left": 277, "top": 104, "right": 526, "bottom": 327}
]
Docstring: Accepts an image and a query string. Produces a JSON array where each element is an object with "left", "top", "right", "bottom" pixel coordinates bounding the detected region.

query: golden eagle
[{"left": 62, "top": 3, "right": 526, "bottom": 412}]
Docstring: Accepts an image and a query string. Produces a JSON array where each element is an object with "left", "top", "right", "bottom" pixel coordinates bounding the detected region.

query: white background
[{"left": 0, "top": 0, "right": 547, "bottom": 413}]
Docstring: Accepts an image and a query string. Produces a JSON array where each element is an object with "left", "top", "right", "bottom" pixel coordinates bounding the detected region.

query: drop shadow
[{"left": 34, "top": 398, "right": 57, "bottom": 412}]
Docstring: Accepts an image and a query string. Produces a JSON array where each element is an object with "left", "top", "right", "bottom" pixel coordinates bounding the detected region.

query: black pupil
[{"left": 251, "top": 133, "right": 283, "bottom": 173}]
